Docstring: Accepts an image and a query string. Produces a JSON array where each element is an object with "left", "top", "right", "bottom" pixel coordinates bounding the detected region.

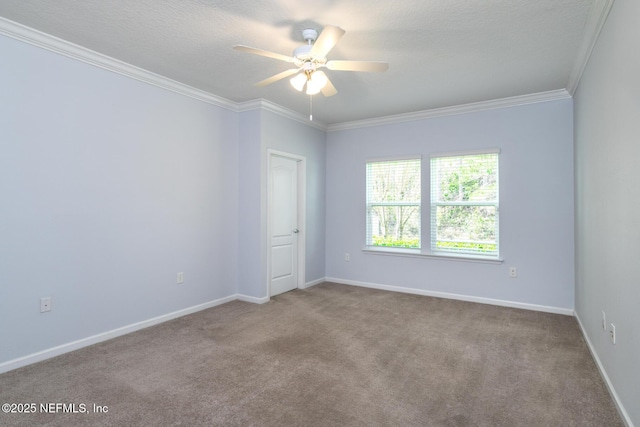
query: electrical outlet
[
  {"left": 509, "top": 267, "right": 517, "bottom": 278},
  {"left": 40, "top": 297, "right": 52, "bottom": 313},
  {"left": 602, "top": 311, "right": 606, "bottom": 330},
  {"left": 177, "top": 272, "right": 184, "bottom": 284},
  {"left": 610, "top": 324, "right": 616, "bottom": 344},
  {"left": 345, "top": 253, "right": 350, "bottom": 262}
]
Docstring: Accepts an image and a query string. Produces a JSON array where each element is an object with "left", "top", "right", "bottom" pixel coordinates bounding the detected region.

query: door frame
[{"left": 267, "top": 149, "right": 306, "bottom": 298}]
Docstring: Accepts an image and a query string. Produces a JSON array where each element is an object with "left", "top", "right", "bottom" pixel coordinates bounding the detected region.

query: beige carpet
[{"left": 0, "top": 282, "right": 622, "bottom": 426}]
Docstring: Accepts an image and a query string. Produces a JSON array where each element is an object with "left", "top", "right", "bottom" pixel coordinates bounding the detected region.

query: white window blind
[
  {"left": 366, "top": 158, "right": 421, "bottom": 248},
  {"left": 430, "top": 152, "right": 499, "bottom": 257}
]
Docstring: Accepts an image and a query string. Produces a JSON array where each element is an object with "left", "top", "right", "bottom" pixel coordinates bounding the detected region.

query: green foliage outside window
[
  {"left": 372, "top": 235, "right": 420, "bottom": 248},
  {"left": 367, "top": 159, "right": 421, "bottom": 249},
  {"left": 432, "top": 153, "right": 499, "bottom": 255},
  {"left": 367, "top": 153, "right": 498, "bottom": 255}
]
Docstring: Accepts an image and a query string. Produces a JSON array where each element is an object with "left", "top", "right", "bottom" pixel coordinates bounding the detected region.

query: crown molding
[
  {"left": 236, "top": 99, "right": 328, "bottom": 131},
  {"left": 327, "top": 89, "right": 572, "bottom": 132},
  {"left": 265, "top": 100, "right": 328, "bottom": 131},
  {"left": 566, "top": 0, "right": 616, "bottom": 95},
  {"left": 235, "top": 99, "right": 265, "bottom": 112},
  {"left": 1, "top": 16, "right": 578, "bottom": 134},
  {"left": 0, "top": 16, "right": 328, "bottom": 131},
  {"left": 0, "top": 16, "right": 237, "bottom": 111}
]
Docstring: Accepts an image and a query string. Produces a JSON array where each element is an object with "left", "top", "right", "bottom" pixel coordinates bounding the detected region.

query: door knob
[{"left": 293, "top": 228, "right": 299, "bottom": 233}]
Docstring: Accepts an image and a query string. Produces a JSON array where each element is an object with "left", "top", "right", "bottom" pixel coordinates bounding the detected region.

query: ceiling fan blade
[
  {"left": 326, "top": 60, "right": 389, "bottom": 72},
  {"left": 310, "top": 25, "right": 345, "bottom": 57},
  {"left": 321, "top": 78, "right": 337, "bottom": 97},
  {"left": 233, "top": 45, "right": 294, "bottom": 63},
  {"left": 255, "top": 68, "right": 300, "bottom": 87}
]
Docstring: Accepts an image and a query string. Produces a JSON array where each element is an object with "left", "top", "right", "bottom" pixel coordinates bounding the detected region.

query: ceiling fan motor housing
[
  {"left": 293, "top": 44, "right": 326, "bottom": 67},
  {"left": 301, "top": 28, "right": 318, "bottom": 43}
]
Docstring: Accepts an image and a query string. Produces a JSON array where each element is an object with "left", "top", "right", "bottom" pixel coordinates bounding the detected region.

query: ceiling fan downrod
[{"left": 301, "top": 28, "right": 318, "bottom": 45}]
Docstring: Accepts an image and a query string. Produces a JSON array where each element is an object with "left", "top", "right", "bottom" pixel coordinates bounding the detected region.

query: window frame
[
  {"left": 429, "top": 150, "right": 500, "bottom": 259},
  {"left": 365, "top": 156, "right": 422, "bottom": 250},
  {"left": 363, "top": 149, "right": 502, "bottom": 263}
]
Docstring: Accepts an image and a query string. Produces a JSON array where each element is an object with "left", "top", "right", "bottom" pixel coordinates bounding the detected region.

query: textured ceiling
[{"left": 0, "top": 0, "right": 593, "bottom": 124}]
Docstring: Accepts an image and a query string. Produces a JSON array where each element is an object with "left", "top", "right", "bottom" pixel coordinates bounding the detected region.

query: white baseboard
[
  {"left": 235, "top": 279, "right": 325, "bottom": 302},
  {"left": 325, "top": 277, "right": 575, "bottom": 316},
  {"left": 236, "top": 293, "right": 270, "bottom": 304},
  {"left": 235, "top": 280, "right": 326, "bottom": 304},
  {"left": 0, "top": 281, "right": 577, "bottom": 376},
  {"left": 0, "top": 294, "right": 237, "bottom": 375},
  {"left": 574, "top": 313, "right": 634, "bottom": 427},
  {"left": 303, "top": 277, "right": 326, "bottom": 289}
]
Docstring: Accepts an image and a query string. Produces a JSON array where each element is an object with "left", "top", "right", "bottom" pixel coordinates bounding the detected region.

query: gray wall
[
  {"left": 261, "top": 110, "right": 327, "bottom": 286},
  {"left": 574, "top": 0, "right": 640, "bottom": 423},
  {"left": 237, "top": 109, "right": 327, "bottom": 298},
  {"left": 0, "top": 34, "right": 328, "bottom": 366},
  {"left": 0, "top": 34, "right": 240, "bottom": 363},
  {"left": 326, "top": 100, "right": 575, "bottom": 310},
  {"left": 237, "top": 109, "right": 263, "bottom": 298}
]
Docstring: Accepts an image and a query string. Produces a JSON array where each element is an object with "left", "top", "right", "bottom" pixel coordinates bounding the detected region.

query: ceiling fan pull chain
[{"left": 309, "top": 95, "right": 313, "bottom": 121}]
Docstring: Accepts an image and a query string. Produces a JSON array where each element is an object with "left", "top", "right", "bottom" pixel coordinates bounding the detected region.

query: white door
[{"left": 270, "top": 155, "right": 299, "bottom": 296}]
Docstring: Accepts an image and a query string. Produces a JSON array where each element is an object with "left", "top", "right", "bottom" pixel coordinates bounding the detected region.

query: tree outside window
[
  {"left": 366, "top": 159, "right": 421, "bottom": 248},
  {"left": 430, "top": 152, "right": 499, "bottom": 256}
]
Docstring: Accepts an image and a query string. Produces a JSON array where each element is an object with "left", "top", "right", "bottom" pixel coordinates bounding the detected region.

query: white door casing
[{"left": 269, "top": 153, "right": 304, "bottom": 296}]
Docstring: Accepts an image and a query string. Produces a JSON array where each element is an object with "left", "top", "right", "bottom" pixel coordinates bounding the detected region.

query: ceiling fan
[{"left": 233, "top": 25, "right": 388, "bottom": 97}]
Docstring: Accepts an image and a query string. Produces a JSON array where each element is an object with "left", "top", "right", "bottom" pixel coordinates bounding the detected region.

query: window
[
  {"left": 430, "top": 151, "right": 499, "bottom": 257},
  {"left": 366, "top": 158, "right": 421, "bottom": 248}
]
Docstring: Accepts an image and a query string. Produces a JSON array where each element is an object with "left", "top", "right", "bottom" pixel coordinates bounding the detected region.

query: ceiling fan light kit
[
  {"left": 233, "top": 25, "right": 388, "bottom": 119},
  {"left": 305, "top": 70, "right": 328, "bottom": 95},
  {"left": 289, "top": 62, "right": 328, "bottom": 95},
  {"left": 290, "top": 73, "right": 307, "bottom": 92}
]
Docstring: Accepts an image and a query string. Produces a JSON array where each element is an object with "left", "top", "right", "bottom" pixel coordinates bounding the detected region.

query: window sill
[{"left": 362, "top": 246, "right": 503, "bottom": 264}]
